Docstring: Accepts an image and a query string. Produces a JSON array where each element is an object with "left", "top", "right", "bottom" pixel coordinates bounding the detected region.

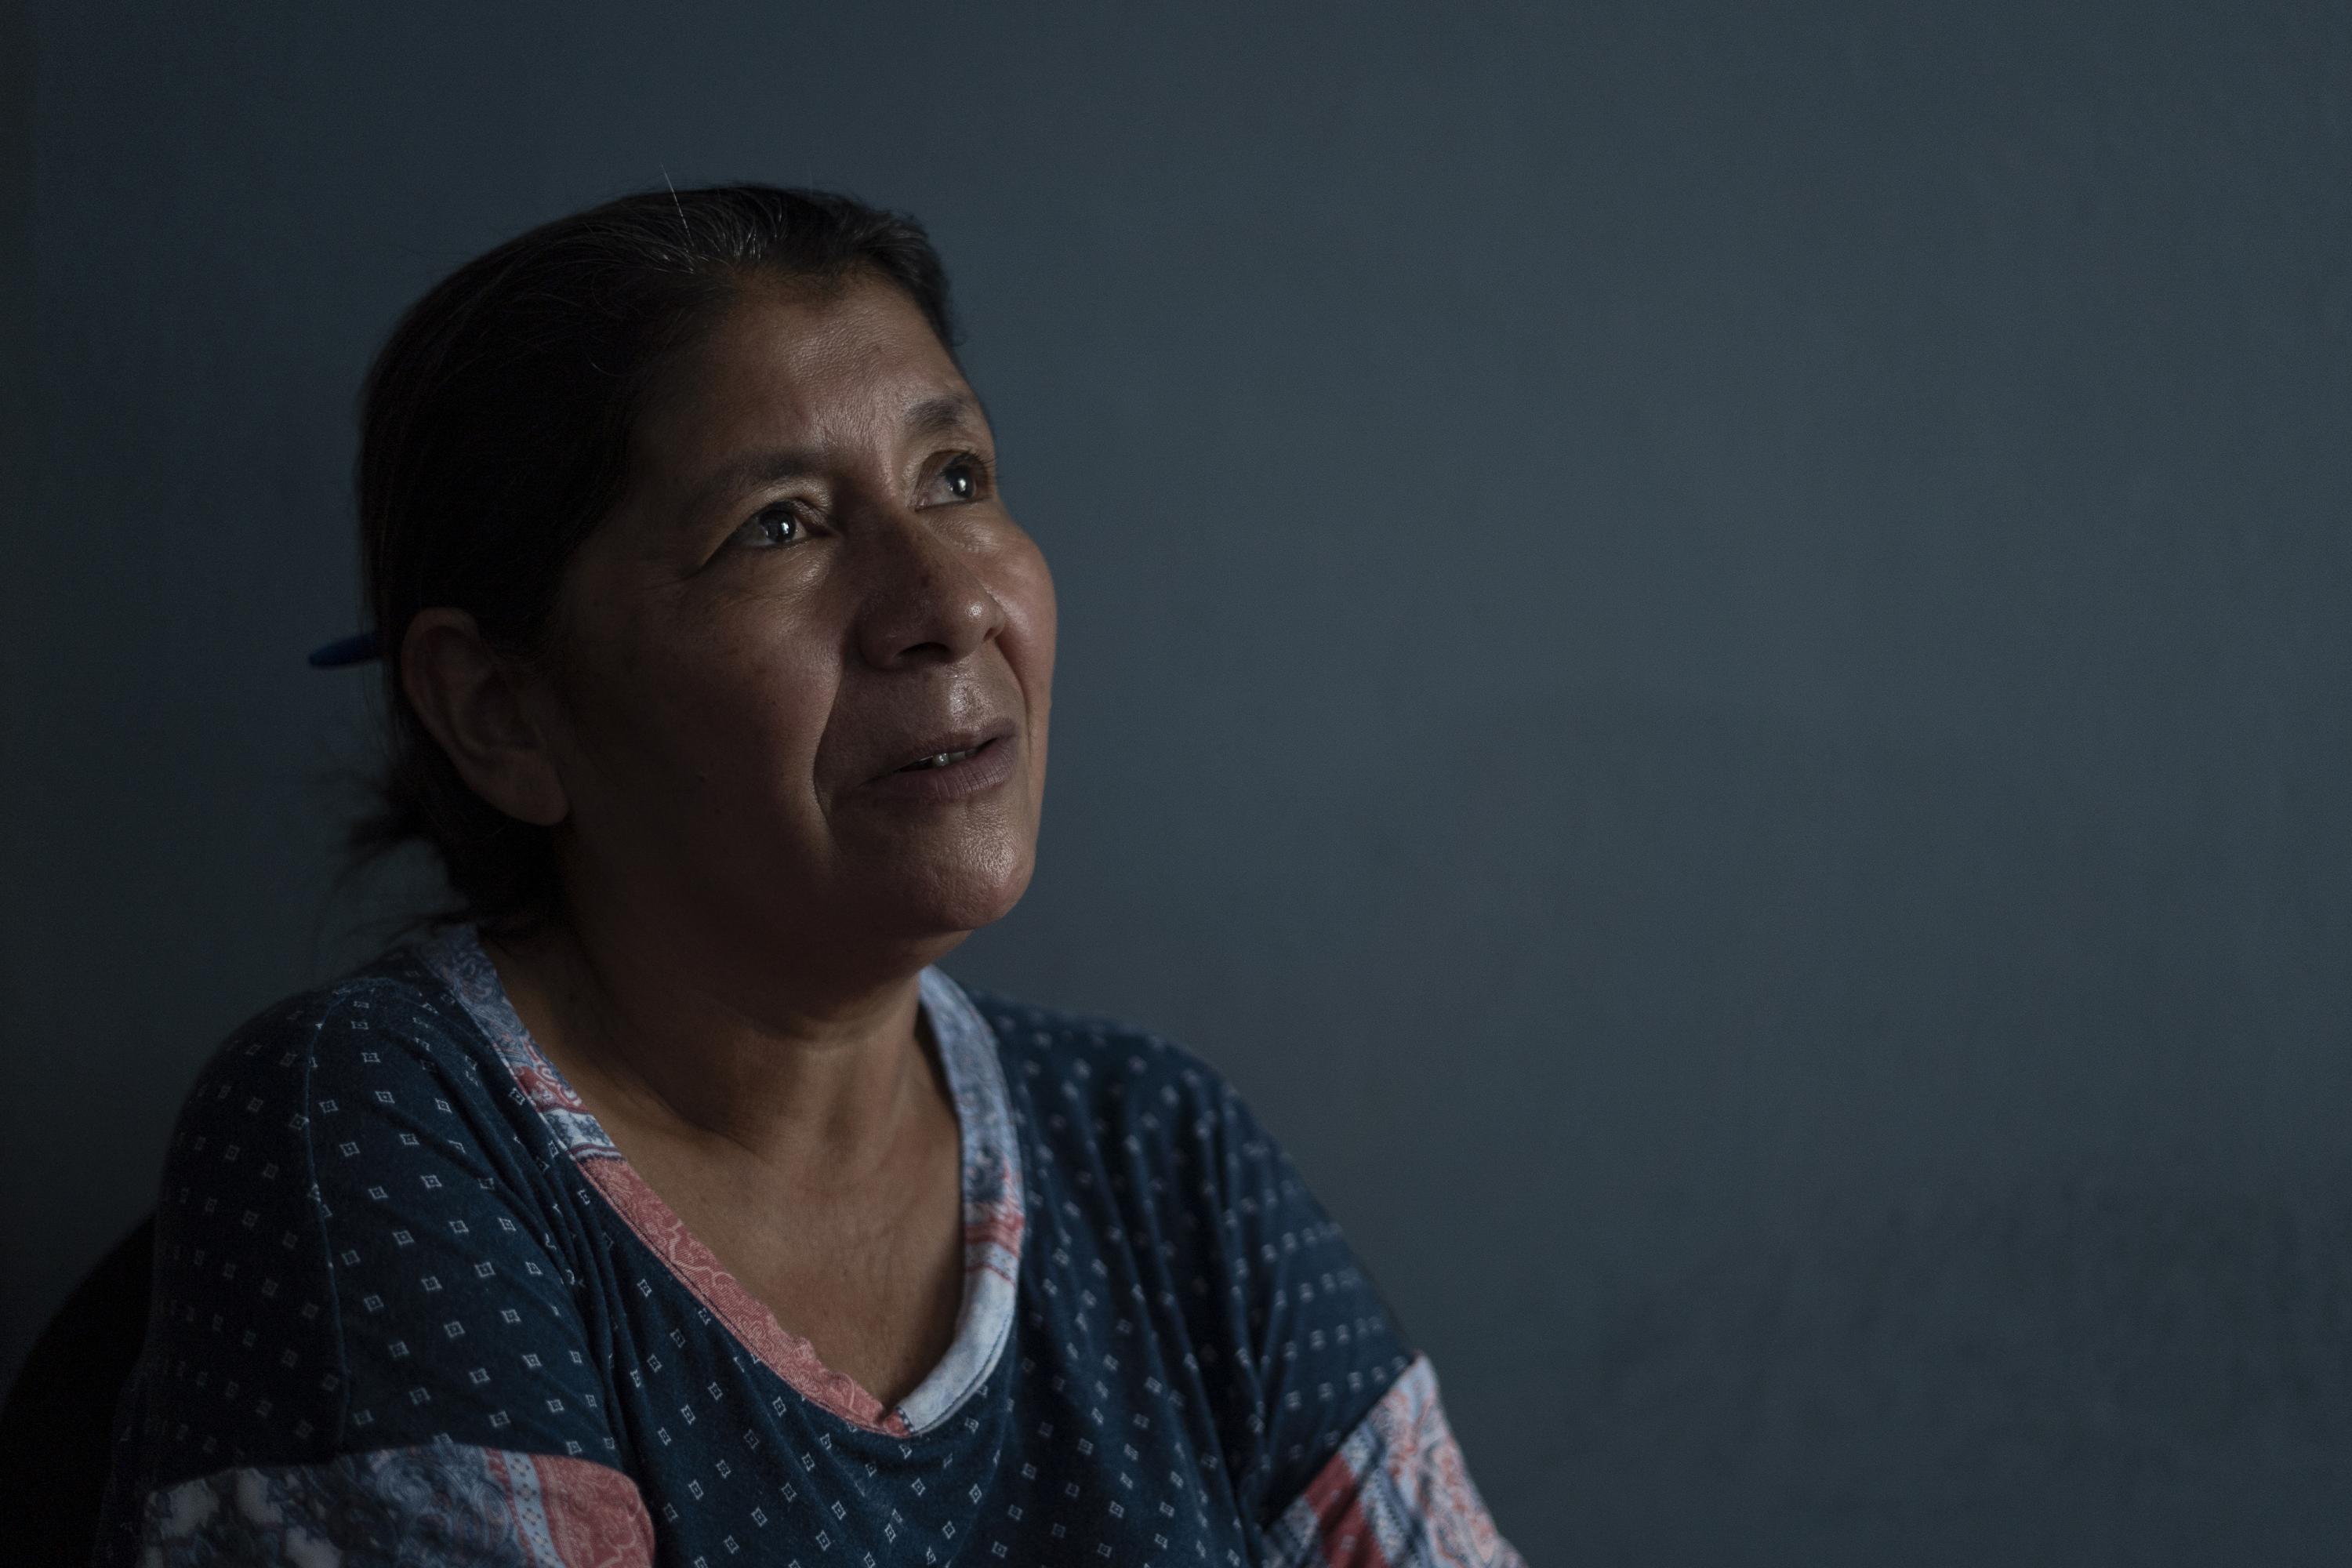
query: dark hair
[{"left": 344, "top": 184, "right": 960, "bottom": 941}]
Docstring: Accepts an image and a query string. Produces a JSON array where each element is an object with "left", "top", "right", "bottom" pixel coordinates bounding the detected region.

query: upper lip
[{"left": 869, "top": 719, "right": 1017, "bottom": 781}]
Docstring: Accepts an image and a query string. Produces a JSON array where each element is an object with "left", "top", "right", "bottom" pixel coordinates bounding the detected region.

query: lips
[{"left": 872, "top": 720, "right": 1017, "bottom": 782}]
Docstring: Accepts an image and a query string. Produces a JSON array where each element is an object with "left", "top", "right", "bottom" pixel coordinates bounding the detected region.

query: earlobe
[{"left": 400, "top": 608, "right": 572, "bottom": 828}]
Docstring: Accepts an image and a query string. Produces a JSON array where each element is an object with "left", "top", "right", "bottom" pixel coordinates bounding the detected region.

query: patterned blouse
[{"left": 95, "top": 923, "right": 1523, "bottom": 1566}]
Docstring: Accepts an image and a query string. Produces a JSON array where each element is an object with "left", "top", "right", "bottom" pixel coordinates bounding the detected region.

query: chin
[
  {"left": 925, "top": 844, "right": 1038, "bottom": 934},
  {"left": 862, "top": 829, "right": 1038, "bottom": 939}
]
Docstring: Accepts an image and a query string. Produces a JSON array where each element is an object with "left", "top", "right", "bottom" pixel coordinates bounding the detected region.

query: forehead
[{"left": 631, "top": 274, "right": 975, "bottom": 477}]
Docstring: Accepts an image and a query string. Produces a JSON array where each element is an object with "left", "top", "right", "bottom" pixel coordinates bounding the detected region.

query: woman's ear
[{"left": 399, "top": 608, "right": 572, "bottom": 828}]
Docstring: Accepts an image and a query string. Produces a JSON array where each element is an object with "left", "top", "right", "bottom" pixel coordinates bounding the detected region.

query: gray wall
[{"left": 8, "top": 2, "right": 2350, "bottom": 1561}]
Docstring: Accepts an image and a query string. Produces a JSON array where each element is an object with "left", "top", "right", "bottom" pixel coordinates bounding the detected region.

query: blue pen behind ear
[{"left": 307, "top": 631, "right": 382, "bottom": 667}]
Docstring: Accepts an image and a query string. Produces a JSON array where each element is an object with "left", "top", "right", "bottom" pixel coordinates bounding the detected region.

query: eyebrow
[
  {"left": 906, "top": 391, "right": 988, "bottom": 441},
  {"left": 677, "top": 393, "right": 991, "bottom": 523}
]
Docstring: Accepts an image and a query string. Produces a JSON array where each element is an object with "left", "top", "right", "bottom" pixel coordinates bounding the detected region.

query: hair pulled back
[{"left": 347, "top": 184, "right": 959, "bottom": 940}]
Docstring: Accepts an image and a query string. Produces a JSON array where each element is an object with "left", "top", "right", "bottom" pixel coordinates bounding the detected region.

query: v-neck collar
[{"left": 413, "top": 921, "right": 1025, "bottom": 1438}]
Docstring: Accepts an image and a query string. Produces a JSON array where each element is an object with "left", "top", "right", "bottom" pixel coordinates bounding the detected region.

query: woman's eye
[
  {"left": 735, "top": 501, "right": 806, "bottom": 549},
  {"left": 935, "top": 456, "right": 985, "bottom": 503}
]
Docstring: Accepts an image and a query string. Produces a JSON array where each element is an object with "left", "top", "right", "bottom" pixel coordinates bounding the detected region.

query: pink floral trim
[
  {"left": 575, "top": 1155, "right": 913, "bottom": 1436},
  {"left": 504, "top": 1450, "right": 658, "bottom": 1568},
  {"left": 1265, "top": 1355, "right": 1526, "bottom": 1568},
  {"left": 966, "top": 1194, "right": 1023, "bottom": 1283},
  {"left": 136, "top": 1444, "right": 654, "bottom": 1566}
]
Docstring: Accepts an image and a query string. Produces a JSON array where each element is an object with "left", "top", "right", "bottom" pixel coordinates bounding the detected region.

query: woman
[{"left": 95, "top": 185, "right": 1523, "bottom": 1566}]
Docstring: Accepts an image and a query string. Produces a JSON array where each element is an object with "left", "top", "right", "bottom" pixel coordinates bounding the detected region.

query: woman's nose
[{"left": 849, "top": 502, "right": 1005, "bottom": 671}]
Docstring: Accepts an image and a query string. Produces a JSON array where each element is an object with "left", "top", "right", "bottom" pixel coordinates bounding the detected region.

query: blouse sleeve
[
  {"left": 1260, "top": 1356, "right": 1529, "bottom": 1568},
  {"left": 1180, "top": 1069, "right": 1526, "bottom": 1565},
  {"left": 96, "top": 981, "right": 656, "bottom": 1567}
]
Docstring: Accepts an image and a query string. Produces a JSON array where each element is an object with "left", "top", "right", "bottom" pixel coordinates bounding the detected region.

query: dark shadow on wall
[
  {"left": 1560, "top": 1167, "right": 2352, "bottom": 1566},
  {"left": 1147, "top": 685, "right": 2352, "bottom": 1564},
  {"left": 0, "top": 0, "right": 40, "bottom": 1380}
]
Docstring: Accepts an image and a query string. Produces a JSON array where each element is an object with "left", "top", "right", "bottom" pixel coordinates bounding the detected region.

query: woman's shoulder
[
  {"left": 949, "top": 979, "right": 1434, "bottom": 1539},
  {"left": 164, "top": 933, "right": 529, "bottom": 1183},
  {"left": 952, "top": 982, "right": 1287, "bottom": 1161},
  {"left": 187, "top": 937, "right": 475, "bottom": 1076},
  {"left": 110, "top": 934, "right": 630, "bottom": 1527},
  {"left": 950, "top": 979, "right": 1339, "bottom": 1244}
]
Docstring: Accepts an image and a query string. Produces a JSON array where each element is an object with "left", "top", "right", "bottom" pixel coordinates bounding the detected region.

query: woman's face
[{"left": 526, "top": 273, "right": 1055, "bottom": 966}]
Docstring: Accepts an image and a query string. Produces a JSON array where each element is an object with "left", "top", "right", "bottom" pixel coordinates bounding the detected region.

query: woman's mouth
[
  {"left": 897, "top": 746, "right": 982, "bottom": 772},
  {"left": 864, "top": 734, "right": 1018, "bottom": 800}
]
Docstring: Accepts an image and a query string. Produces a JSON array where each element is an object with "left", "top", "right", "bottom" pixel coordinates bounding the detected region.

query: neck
[{"left": 481, "top": 903, "right": 956, "bottom": 1192}]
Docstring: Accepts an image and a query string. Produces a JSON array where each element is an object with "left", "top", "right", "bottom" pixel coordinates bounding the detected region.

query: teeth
[{"left": 909, "top": 747, "right": 976, "bottom": 771}]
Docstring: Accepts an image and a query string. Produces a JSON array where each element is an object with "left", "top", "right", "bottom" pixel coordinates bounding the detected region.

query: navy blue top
[{"left": 94, "top": 924, "right": 1521, "bottom": 1568}]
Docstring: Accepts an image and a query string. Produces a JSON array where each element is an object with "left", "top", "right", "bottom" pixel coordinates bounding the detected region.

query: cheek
[
  {"left": 1002, "top": 547, "right": 1057, "bottom": 806},
  {"left": 572, "top": 620, "right": 837, "bottom": 802},
  {"left": 677, "top": 644, "right": 837, "bottom": 792},
  {"left": 547, "top": 606, "right": 673, "bottom": 773},
  {"left": 1001, "top": 543, "right": 1059, "bottom": 696}
]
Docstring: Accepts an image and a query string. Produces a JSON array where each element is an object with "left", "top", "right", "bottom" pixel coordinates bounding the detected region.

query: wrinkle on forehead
[{"left": 622, "top": 277, "right": 984, "bottom": 530}]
